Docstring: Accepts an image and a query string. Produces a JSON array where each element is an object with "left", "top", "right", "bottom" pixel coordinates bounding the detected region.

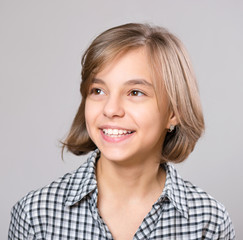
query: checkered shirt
[{"left": 9, "top": 149, "right": 235, "bottom": 239}]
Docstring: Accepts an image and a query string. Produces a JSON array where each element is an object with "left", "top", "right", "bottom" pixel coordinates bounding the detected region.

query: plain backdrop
[{"left": 1, "top": 0, "right": 242, "bottom": 238}]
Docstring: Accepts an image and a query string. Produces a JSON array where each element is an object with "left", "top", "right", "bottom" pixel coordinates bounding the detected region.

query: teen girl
[{"left": 9, "top": 23, "right": 235, "bottom": 239}]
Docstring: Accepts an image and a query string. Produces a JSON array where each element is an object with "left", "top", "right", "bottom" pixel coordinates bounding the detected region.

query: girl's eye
[
  {"left": 129, "top": 90, "right": 145, "bottom": 97},
  {"left": 90, "top": 88, "right": 105, "bottom": 95}
]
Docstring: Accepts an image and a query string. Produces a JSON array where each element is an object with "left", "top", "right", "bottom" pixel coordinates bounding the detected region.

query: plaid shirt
[{"left": 9, "top": 149, "right": 235, "bottom": 239}]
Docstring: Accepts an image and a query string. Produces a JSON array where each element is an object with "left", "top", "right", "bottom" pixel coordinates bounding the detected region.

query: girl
[{"left": 9, "top": 23, "right": 235, "bottom": 239}]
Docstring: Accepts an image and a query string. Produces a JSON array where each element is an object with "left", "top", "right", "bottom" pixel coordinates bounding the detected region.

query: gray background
[{"left": 1, "top": 0, "right": 242, "bottom": 238}]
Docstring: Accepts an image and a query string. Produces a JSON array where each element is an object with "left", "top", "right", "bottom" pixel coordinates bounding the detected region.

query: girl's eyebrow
[
  {"left": 91, "top": 78, "right": 106, "bottom": 85},
  {"left": 125, "top": 79, "right": 153, "bottom": 88},
  {"left": 92, "top": 78, "right": 153, "bottom": 88}
]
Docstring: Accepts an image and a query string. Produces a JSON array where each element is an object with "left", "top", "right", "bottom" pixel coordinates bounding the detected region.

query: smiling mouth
[{"left": 102, "top": 128, "right": 134, "bottom": 138}]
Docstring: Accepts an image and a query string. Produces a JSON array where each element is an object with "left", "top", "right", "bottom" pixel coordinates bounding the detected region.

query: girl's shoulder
[{"left": 164, "top": 163, "right": 235, "bottom": 239}]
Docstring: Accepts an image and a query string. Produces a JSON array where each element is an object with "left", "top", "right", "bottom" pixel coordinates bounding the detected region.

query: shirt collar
[
  {"left": 159, "top": 163, "right": 189, "bottom": 219},
  {"left": 64, "top": 149, "right": 100, "bottom": 206},
  {"left": 64, "top": 150, "right": 189, "bottom": 219}
]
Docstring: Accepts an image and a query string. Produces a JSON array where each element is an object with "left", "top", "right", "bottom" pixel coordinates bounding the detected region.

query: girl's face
[{"left": 85, "top": 48, "right": 173, "bottom": 164}]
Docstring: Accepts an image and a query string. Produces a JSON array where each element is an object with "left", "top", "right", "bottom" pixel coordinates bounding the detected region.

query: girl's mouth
[
  {"left": 102, "top": 128, "right": 134, "bottom": 138},
  {"left": 100, "top": 128, "right": 135, "bottom": 143}
]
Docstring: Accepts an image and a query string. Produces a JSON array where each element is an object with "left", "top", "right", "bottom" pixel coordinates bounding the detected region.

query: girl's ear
[{"left": 166, "top": 111, "right": 179, "bottom": 129}]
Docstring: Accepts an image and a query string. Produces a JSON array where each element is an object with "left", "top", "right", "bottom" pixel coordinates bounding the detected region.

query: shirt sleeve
[
  {"left": 8, "top": 196, "right": 35, "bottom": 240},
  {"left": 217, "top": 209, "right": 236, "bottom": 240}
]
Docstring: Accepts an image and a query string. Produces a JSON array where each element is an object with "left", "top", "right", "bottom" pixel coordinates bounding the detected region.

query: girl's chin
[
  {"left": 100, "top": 152, "right": 130, "bottom": 162},
  {"left": 98, "top": 148, "right": 141, "bottom": 164}
]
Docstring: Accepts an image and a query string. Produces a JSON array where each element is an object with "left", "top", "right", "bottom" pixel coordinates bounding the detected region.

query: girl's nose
[{"left": 103, "top": 95, "right": 125, "bottom": 119}]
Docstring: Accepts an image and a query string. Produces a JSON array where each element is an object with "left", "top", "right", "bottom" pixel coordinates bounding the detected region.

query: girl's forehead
[{"left": 95, "top": 48, "right": 155, "bottom": 81}]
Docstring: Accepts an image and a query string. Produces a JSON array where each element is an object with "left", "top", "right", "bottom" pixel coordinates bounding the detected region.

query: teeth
[
  {"left": 113, "top": 129, "right": 118, "bottom": 134},
  {"left": 108, "top": 129, "right": 113, "bottom": 135},
  {"left": 118, "top": 130, "right": 123, "bottom": 134},
  {"left": 102, "top": 128, "right": 133, "bottom": 136}
]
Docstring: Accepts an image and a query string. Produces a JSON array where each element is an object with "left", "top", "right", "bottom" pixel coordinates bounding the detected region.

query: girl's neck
[{"left": 96, "top": 155, "right": 166, "bottom": 202}]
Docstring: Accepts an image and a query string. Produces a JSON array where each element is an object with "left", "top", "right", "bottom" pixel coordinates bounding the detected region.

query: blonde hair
[{"left": 62, "top": 23, "right": 205, "bottom": 163}]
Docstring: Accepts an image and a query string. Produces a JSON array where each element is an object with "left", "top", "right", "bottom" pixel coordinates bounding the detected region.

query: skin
[{"left": 85, "top": 48, "right": 177, "bottom": 240}]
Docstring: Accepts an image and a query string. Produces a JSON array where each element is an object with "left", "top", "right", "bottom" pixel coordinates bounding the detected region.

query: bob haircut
[{"left": 62, "top": 23, "right": 205, "bottom": 163}]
